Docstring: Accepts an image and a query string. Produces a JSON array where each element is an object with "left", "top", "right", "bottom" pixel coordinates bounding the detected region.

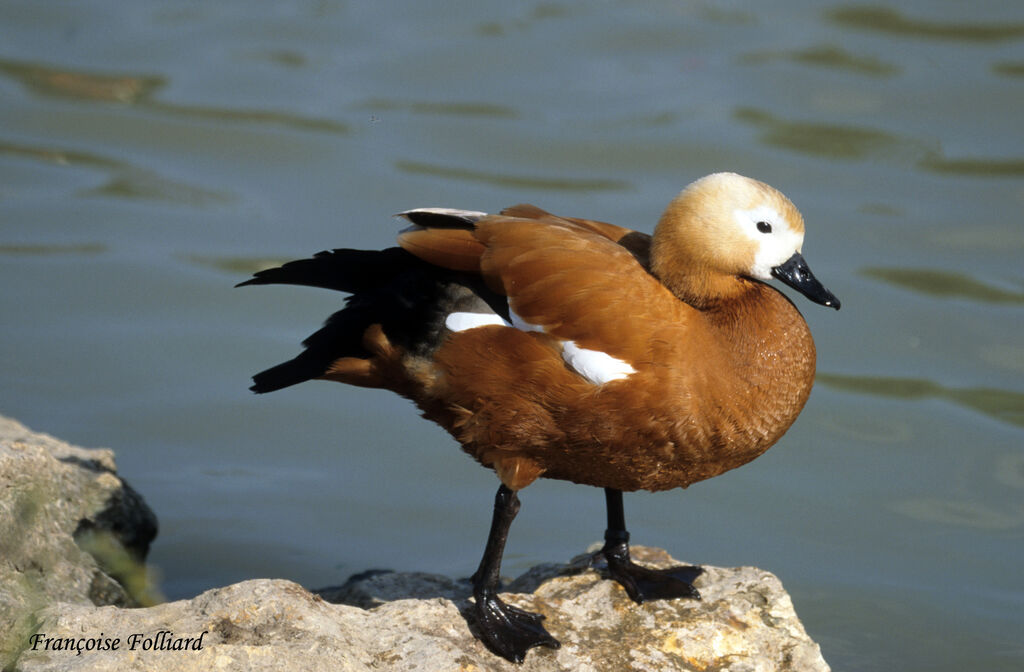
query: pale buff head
[{"left": 651, "top": 172, "right": 806, "bottom": 284}]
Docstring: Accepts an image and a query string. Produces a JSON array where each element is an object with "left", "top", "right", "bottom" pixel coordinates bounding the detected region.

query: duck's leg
[
  {"left": 601, "top": 488, "right": 703, "bottom": 603},
  {"left": 470, "top": 484, "right": 560, "bottom": 663}
]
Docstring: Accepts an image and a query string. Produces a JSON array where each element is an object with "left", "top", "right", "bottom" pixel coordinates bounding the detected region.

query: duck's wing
[
  {"left": 398, "top": 205, "right": 683, "bottom": 368},
  {"left": 397, "top": 204, "right": 651, "bottom": 271}
]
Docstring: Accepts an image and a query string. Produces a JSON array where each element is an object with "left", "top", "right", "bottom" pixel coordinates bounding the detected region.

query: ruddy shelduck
[{"left": 239, "top": 172, "right": 840, "bottom": 663}]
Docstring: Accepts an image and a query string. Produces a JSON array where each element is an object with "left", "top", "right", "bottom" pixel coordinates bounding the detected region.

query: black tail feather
[
  {"left": 250, "top": 353, "right": 328, "bottom": 394},
  {"left": 236, "top": 247, "right": 418, "bottom": 293},
  {"left": 249, "top": 302, "right": 377, "bottom": 393},
  {"left": 242, "top": 245, "right": 505, "bottom": 395}
]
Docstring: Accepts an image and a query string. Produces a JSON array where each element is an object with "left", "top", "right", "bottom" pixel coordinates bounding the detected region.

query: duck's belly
[
  {"left": 423, "top": 324, "right": 811, "bottom": 493},
  {"left": 534, "top": 385, "right": 785, "bottom": 492},
  {"left": 428, "top": 367, "right": 791, "bottom": 493}
]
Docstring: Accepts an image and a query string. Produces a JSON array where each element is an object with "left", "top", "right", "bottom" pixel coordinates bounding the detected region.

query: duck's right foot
[
  {"left": 601, "top": 539, "right": 703, "bottom": 603},
  {"left": 473, "top": 589, "right": 560, "bottom": 663}
]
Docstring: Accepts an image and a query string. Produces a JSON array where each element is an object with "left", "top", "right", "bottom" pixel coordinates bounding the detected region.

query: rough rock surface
[
  {"left": 3, "top": 416, "right": 830, "bottom": 671},
  {"left": 15, "top": 550, "right": 829, "bottom": 671},
  {"left": 0, "top": 416, "right": 158, "bottom": 669}
]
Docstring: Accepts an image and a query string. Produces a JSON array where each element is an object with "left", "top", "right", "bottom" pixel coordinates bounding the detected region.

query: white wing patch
[
  {"left": 395, "top": 208, "right": 488, "bottom": 225},
  {"left": 509, "top": 307, "right": 546, "bottom": 333},
  {"left": 448, "top": 306, "right": 636, "bottom": 385},
  {"left": 445, "top": 312, "right": 511, "bottom": 332},
  {"left": 561, "top": 341, "right": 636, "bottom": 384}
]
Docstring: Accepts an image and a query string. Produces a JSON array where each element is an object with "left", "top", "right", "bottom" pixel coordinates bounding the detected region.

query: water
[{"left": 2, "top": 2, "right": 1022, "bottom": 670}]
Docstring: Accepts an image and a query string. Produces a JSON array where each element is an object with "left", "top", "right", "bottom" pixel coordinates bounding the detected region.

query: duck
[{"left": 237, "top": 172, "right": 840, "bottom": 663}]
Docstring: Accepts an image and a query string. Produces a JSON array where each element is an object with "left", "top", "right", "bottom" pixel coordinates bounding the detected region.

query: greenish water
[{"left": 1, "top": 2, "right": 1022, "bottom": 670}]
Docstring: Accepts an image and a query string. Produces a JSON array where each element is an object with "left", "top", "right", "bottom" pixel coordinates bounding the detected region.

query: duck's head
[{"left": 651, "top": 172, "right": 840, "bottom": 310}]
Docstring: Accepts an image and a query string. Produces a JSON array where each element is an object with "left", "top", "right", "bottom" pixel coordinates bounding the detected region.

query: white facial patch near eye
[{"left": 733, "top": 205, "right": 804, "bottom": 281}]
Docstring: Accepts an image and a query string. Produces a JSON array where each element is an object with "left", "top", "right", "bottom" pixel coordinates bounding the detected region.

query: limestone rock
[
  {"left": 3, "top": 415, "right": 829, "bottom": 671},
  {"left": 0, "top": 416, "right": 158, "bottom": 668},
  {"left": 16, "top": 548, "right": 829, "bottom": 671}
]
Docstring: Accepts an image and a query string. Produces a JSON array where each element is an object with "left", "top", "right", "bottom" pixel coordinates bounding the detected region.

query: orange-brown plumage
[
  {"left": 241, "top": 172, "right": 839, "bottom": 662},
  {"left": 383, "top": 175, "right": 833, "bottom": 493}
]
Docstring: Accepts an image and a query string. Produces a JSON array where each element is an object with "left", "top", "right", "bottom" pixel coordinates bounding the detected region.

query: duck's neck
[{"left": 653, "top": 262, "right": 748, "bottom": 312}]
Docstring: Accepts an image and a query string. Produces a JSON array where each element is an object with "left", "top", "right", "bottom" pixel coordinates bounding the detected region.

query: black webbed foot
[
  {"left": 599, "top": 488, "right": 703, "bottom": 604},
  {"left": 469, "top": 485, "right": 560, "bottom": 663},
  {"left": 601, "top": 539, "right": 703, "bottom": 603},
  {"left": 473, "top": 589, "right": 560, "bottom": 663}
]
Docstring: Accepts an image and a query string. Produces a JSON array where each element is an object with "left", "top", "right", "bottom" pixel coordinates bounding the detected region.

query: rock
[
  {"left": 0, "top": 416, "right": 159, "bottom": 669},
  {"left": 3, "top": 416, "right": 829, "bottom": 671},
  {"left": 15, "top": 549, "right": 829, "bottom": 671}
]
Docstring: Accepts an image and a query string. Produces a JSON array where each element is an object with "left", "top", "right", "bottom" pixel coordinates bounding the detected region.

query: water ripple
[
  {"left": 828, "top": 6, "right": 1024, "bottom": 42},
  {"left": 892, "top": 497, "right": 1024, "bottom": 530},
  {"left": 395, "top": 160, "right": 631, "bottom": 192},
  {"left": 183, "top": 255, "right": 292, "bottom": 276},
  {"left": 995, "top": 454, "right": 1024, "bottom": 489},
  {"left": 0, "top": 243, "right": 106, "bottom": 256},
  {"left": 734, "top": 107, "right": 898, "bottom": 159},
  {"left": 0, "top": 58, "right": 164, "bottom": 103},
  {"left": 738, "top": 44, "right": 899, "bottom": 77},
  {"left": 0, "top": 139, "right": 233, "bottom": 206},
  {"left": 993, "top": 61, "right": 1024, "bottom": 78},
  {"left": 918, "top": 152, "right": 1024, "bottom": 178},
  {"left": 862, "top": 267, "right": 1024, "bottom": 305},
  {"left": 817, "top": 372, "right": 1024, "bottom": 429},
  {"left": 357, "top": 98, "right": 519, "bottom": 119},
  {"left": 0, "top": 58, "right": 348, "bottom": 135}
]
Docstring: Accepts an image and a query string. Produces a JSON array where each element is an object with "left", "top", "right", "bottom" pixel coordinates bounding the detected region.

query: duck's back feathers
[{"left": 397, "top": 205, "right": 652, "bottom": 278}]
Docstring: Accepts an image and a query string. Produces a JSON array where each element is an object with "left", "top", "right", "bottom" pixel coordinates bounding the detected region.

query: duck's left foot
[
  {"left": 601, "top": 539, "right": 703, "bottom": 604},
  {"left": 473, "top": 589, "right": 560, "bottom": 663}
]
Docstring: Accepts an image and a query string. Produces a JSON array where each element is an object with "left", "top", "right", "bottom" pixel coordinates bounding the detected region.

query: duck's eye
[{"left": 756, "top": 221, "right": 772, "bottom": 234}]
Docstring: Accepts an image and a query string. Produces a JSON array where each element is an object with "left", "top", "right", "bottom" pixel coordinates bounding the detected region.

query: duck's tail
[{"left": 238, "top": 234, "right": 505, "bottom": 394}]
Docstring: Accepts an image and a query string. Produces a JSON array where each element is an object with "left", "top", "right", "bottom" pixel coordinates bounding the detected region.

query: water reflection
[
  {"left": 734, "top": 108, "right": 897, "bottom": 160},
  {"left": 893, "top": 497, "right": 1024, "bottom": 530},
  {"left": 0, "top": 59, "right": 164, "bottom": 103},
  {"left": 0, "top": 140, "right": 119, "bottom": 169},
  {"left": 247, "top": 49, "right": 307, "bottom": 69},
  {"left": 978, "top": 345, "right": 1024, "bottom": 375},
  {"left": 857, "top": 203, "right": 904, "bottom": 217},
  {"left": 394, "top": 160, "right": 631, "bottom": 192},
  {"left": 358, "top": 98, "right": 519, "bottom": 119},
  {"left": 928, "top": 227, "right": 1024, "bottom": 252},
  {"left": 0, "top": 58, "right": 347, "bottom": 135},
  {"left": 993, "top": 62, "right": 1024, "bottom": 78},
  {"left": 994, "top": 454, "right": 1024, "bottom": 489},
  {"left": 151, "top": 102, "right": 348, "bottom": 134},
  {"left": 85, "top": 171, "right": 233, "bottom": 205},
  {"left": 862, "top": 267, "right": 1024, "bottom": 304},
  {"left": 0, "top": 140, "right": 232, "bottom": 205},
  {"left": 828, "top": 6, "right": 1024, "bottom": 42},
  {"left": 0, "top": 243, "right": 106, "bottom": 256},
  {"left": 817, "top": 412, "right": 913, "bottom": 443},
  {"left": 183, "top": 255, "right": 291, "bottom": 276},
  {"left": 918, "top": 152, "right": 1024, "bottom": 178},
  {"left": 475, "top": 3, "right": 575, "bottom": 36},
  {"left": 733, "top": 105, "right": 1022, "bottom": 177},
  {"left": 817, "top": 373, "right": 1024, "bottom": 429},
  {"left": 738, "top": 44, "right": 899, "bottom": 77}
]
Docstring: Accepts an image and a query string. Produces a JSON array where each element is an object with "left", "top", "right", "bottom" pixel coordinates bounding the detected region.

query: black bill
[{"left": 771, "top": 252, "right": 841, "bottom": 310}]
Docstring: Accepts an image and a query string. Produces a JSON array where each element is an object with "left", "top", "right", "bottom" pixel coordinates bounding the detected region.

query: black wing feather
[{"left": 240, "top": 247, "right": 505, "bottom": 394}]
